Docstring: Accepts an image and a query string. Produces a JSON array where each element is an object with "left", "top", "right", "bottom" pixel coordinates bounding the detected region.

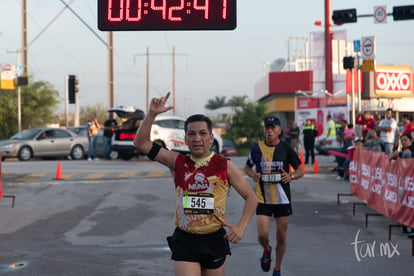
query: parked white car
[
  {"left": 108, "top": 106, "right": 222, "bottom": 160},
  {"left": 151, "top": 115, "right": 223, "bottom": 154}
]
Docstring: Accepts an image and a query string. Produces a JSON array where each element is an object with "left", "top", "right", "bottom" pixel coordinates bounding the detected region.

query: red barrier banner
[{"left": 349, "top": 148, "right": 414, "bottom": 228}]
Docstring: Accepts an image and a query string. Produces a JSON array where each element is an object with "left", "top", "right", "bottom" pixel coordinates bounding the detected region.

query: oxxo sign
[{"left": 375, "top": 70, "right": 412, "bottom": 97}]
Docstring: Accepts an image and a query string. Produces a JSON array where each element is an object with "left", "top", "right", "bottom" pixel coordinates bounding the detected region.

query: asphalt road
[{"left": 0, "top": 156, "right": 413, "bottom": 275}]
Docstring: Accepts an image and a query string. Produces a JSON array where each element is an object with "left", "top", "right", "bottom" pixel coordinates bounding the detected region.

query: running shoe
[
  {"left": 260, "top": 245, "right": 272, "bottom": 272},
  {"left": 273, "top": 268, "right": 281, "bottom": 276}
]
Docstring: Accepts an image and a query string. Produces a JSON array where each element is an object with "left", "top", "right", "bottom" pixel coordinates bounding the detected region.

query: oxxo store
[
  {"left": 255, "top": 64, "right": 413, "bottom": 140},
  {"left": 361, "top": 65, "right": 414, "bottom": 121}
]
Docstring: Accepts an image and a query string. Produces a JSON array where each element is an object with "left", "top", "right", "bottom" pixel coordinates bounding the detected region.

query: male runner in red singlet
[{"left": 134, "top": 92, "right": 257, "bottom": 276}]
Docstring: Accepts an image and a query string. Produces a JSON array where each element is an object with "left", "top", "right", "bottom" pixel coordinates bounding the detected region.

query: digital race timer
[{"left": 98, "top": 0, "right": 237, "bottom": 31}]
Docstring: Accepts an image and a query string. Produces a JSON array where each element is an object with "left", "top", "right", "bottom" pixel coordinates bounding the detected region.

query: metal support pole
[
  {"left": 172, "top": 46, "right": 176, "bottom": 115},
  {"left": 65, "top": 76, "right": 69, "bottom": 127},
  {"left": 357, "top": 54, "right": 361, "bottom": 113},
  {"left": 17, "top": 86, "right": 21, "bottom": 132},
  {"left": 108, "top": 32, "right": 115, "bottom": 109},
  {"left": 324, "top": 0, "right": 333, "bottom": 94},
  {"left": 146, "top": 47, "right": 149, "bottom": 114},
  {"left": 351, "top": 69, "right": 355, "bottom": 126},
  {"left": 74, "top": 91, "right": 79, "bottom": 126}
]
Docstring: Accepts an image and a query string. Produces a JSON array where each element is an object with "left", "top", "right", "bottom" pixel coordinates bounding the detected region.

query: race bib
[
  {"left": 261, "top": 173, "right": 281, "bottom": 182},
  {"left": 183, "top": 193, "right": 215, "bottom": 215}
]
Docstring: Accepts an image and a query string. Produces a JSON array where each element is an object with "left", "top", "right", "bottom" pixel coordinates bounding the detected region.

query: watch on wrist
[{"left": 290, "top": 173, "right": 295, "bottom": 180}]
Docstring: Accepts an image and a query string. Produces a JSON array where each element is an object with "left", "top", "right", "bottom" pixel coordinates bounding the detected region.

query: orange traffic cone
[
  {"left": 299, "top": 150, "right": 306, "bottom": 172},
  {"left": 289, "top": 165, "right": 294, "bottom": 173},
  {"left": 313, "top": 157, "right": 319, "bottom": 173},
  {"left": 55, "top": 162, "right": 63, "bottom": 180}
]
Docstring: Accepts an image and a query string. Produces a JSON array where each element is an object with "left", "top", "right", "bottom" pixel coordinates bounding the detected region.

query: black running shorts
[
  {"left": 167, "top": 227, "right": 231, "bottom": 269},
  {"left": 256, "top": 203, "right": 292, "bottom": 218}
]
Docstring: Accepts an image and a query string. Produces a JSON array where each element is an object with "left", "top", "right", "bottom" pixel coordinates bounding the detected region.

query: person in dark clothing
[
  {"left": 103, "top": 112, "right": 117, "bottom": 160},
  {"left": 302, "top": 119, "right": 318, "bottom": 164}
]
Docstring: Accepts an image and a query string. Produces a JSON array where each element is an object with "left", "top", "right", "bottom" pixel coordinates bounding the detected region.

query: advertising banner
[
  {"left": 349, "top": 148, "right": 414, "bottom": 228},
  {"left": 296, "top": 97, "right": 346, "bottom": 139},
  {"left": 1, "top": 64, "right": 16, "bottom": 90}
]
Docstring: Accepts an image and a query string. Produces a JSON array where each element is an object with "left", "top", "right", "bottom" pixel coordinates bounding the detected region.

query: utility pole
[
  {"left": 133, "top": 46, "right": 186, "bottom": 115},
  {"left": 108, "top": 32, "right": 115, "bottom": 109},
  {"left": 22, "top": 0, "right": 28, "bottom": 76},
  {"left": 324, "top": 0, "right": 333, "bottom": 95}
]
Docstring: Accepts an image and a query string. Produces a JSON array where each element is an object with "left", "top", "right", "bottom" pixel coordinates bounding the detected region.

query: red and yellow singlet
[{"left": 174, "top": 153, "right": 230, "bottom": 234}]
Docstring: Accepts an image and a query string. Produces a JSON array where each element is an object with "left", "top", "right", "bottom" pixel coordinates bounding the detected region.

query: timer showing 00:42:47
[{"left": 98, "top": 0, "right": 237, "bottom": 31}]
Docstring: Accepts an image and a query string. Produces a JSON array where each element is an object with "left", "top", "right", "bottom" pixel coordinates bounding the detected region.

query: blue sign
[{"left": 353, "top": 40, "right": 361, "bottom": 53}]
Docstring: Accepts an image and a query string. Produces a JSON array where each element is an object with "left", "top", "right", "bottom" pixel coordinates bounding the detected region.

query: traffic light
[
  {"left": 17, "top": 76, "right": 29, "bottom": 86},
  {"left": 393, "top": 5, "right": 414, "bottom": 21},
  {"left": 67, "top": 75, "right": 79, "bottom": 104},
  {"left": 343, "top": 56, "right": 355, "bottom": 70},
  {"left": 332, "top": 9, "right": 357, "bottom": 25}
]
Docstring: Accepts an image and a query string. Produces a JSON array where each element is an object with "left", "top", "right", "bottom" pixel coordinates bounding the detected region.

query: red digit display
[
  {"left": 98, "top": 0, "right": 236, "bottom": 31},
  {"left": 193, "top": 0, "right": 209, "bottom": 19}
]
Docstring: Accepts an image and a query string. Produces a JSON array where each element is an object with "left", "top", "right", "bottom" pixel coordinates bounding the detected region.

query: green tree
[
  {"left": 205, "top": 96, "right": 227, "bottom": 110},
  {"left": 228, "top": 95, "right": 248, "bottom": 107},
  {"left": 224, "top": 101, "right": 267, "bottom": 150},
  {"left": 79, "top": 104, "right": 110, "bottom": 126},
  {"left": 0, "top": 78, "right": 60, "bottom": 139}
]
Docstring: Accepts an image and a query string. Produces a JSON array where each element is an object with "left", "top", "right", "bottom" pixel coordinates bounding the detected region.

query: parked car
[
  {"left": 109, "top": 106, "right": 145, "bottom": 160},
  {"left": 68, "top": 126, "right": 106, "bottom": 158},
  {"left": 108, "top": 106, "right": 223, "bottom": 160},
  {"left": 315, "top": 137, "right": 342, "bottom": 155},
  {"left": 0, "top": 127, "right": 89, "bottom": 161},
  {"left": 221, "top": 139, "right": 237, "bottom": 156}
]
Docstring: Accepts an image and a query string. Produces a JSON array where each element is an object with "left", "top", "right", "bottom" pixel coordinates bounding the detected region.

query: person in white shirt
[{"left": 377, "top": 108, "right": 397, "bottom": 155}]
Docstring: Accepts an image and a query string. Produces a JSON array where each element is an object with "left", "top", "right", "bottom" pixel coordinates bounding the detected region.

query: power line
[{"left": 59, "top": 0, "right": 107, "bottom": 46}]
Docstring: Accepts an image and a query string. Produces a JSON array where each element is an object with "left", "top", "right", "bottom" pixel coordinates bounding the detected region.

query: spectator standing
[
  {"left": 389, "top": 133, "right": 413, "bottom": 160},
  {"left": 335, "top": 116, "right": 343, "bottom": 133},
  {"left": 356, "top": 110, "right": 377, "bottom": 138},
  {"left": 302, "top": 119, "right": 318, "bottom": 164},
  {"left": 388, "top": 133, "right": 414, "bottom": 234},
  {"left": 335, "top": 120, "right": 350, "bottom": 180},
  {"left": 377, "top": 108, "right": 398, "bottom": 155},
  {"left": 373, "top": 112, "right": 382, "bottom": 137},
  {"left": 326, "top": 114, "right": 336, "bottom": 139},
  {"left": 103, "top": 112, "right": 117, "bottom": 160},
  {"left": 363, "top": 129, "right": 384, "bottom": 152},
  {"left": 344, "top": 123, "right": 357, "bottom": 144},
  {"left": 289, "top": 122, "right": 300, "bottom": 153},
  {"left": 87, "top": 113, "right": 101, "bottom": 161},
  {"left": 402, "top": 114, "right": 414, "bottom": 138},
  {"left": 284, "top": 122, "right": 291, "bottom": 145}
]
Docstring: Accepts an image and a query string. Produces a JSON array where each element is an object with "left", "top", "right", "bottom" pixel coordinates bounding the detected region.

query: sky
[{"left": 0, "top": 0, "right": 414, "bottom": 118}]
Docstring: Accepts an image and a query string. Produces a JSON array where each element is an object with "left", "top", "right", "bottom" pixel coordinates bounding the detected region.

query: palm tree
[
  {"left": 228, "top": 95, "right": 248, "bottom": 107},
  {"left": 205, "top": 96, "right": 227, "bottom": 110}
]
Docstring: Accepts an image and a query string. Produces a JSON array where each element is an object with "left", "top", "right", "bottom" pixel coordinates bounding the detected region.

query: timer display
[{"left": 98, "top": 0, "right": 237, "bottom": 31}]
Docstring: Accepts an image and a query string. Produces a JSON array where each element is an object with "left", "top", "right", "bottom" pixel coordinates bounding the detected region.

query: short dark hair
[
  {"left": 184, "top": 114, "right": 213, "bottom": 134},
  {"left": 400, "top": 133, "right": 412, "bottom": 141},
  {"left": 386, "top": 108, "right": 393, "bottom": 113}
]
